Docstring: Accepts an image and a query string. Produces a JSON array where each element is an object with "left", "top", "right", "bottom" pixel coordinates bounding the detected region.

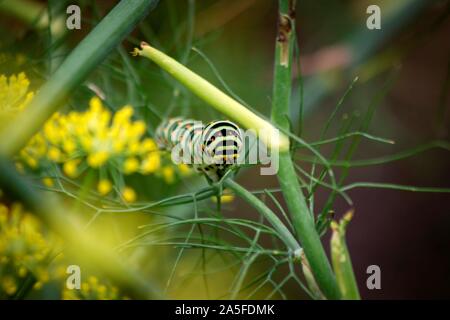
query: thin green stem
[
  {"left": 224, "top": 179, "right": 301, "bottom": 255},
  {"left": 270, "top": 0, "right": 340, "bottom": 299}
]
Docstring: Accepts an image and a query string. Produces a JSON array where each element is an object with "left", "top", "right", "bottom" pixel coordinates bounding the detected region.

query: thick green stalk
[
  {"left": 271, "top": 0, "right": 340, "bottom": 299},
  {"left": 133, "top": 43, "right": 290, "bottom": 152},
  {"left": 0, "top": 0, "right": 159, "bottom": 157},
  {"left": 224, "top": 179, "right": 301, "bottom": 255}
]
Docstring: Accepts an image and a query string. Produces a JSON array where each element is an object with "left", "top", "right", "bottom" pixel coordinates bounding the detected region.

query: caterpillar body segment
[{"left": 155, "top": 118, "right": 243, "bottom": 182}]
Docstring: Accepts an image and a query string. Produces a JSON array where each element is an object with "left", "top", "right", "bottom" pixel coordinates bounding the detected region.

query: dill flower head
[
  {"left": 2, "top": 71, "right": 193, "bottom": 201},
  {"left": 0, "top": 72, "right": 35, "bottom": 128},
  {"left": 0, "top": 72, "right": 34, "bottom": 114},
  {"left": 0, "top": 202, "right": 55, "bottom": 298},
  {"left": 39, "top": 97, "right": 160, "bottom": 173},
  {"left": 17, "top": 96, "right": 167, "bottom": 202}
]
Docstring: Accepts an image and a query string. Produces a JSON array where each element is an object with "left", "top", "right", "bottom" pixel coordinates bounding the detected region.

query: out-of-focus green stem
[
  {"left": 271, "top": 0, "right": 340, "bottom": 299},
  {"left": 0, "top": 0, "right": 159, "bottom": 157},
  {"left": 0, "top": 0, "right": 66, "bottom": 36},
  {"left": 224, "top": 179, "right": 301, "bottom": 255},
  {"left": 0, "top": 0, "right": 47, "bottom": 27},
  {"left": 133, "top": 43, "right": 290, "bottom": 152},
  {"left": 0, "top": 156, "right": 161, "bottom": 299},
  {"left": 330, "top": 211, "right": 360, "bottom": 300}
]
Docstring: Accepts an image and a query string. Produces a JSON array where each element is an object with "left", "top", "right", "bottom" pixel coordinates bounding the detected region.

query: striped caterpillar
[{"left": 155, "top": 118, "right": 243, "bottom": 183}]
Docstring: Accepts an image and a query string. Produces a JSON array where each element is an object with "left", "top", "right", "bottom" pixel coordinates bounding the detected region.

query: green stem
[
  {"left": 12, "top": 273, "right": 37, "bottom": 300},
  {"left": 133, "top": 43, "right": 290, "bottom": 152},
  {"left": 330, "top": 212, "right": 360, "bottom": 299},
  {"left": 271, "top": 0, "right": 340, "bottom": 299},
  {"left": 224, "top": 179, "right": 301, "bottom": 255},
  {"left": 0, "top": 0, "right": 47, "bottom": 28},
  {"left": 0, "top": 0, "right": 159, "bottom": 157}
]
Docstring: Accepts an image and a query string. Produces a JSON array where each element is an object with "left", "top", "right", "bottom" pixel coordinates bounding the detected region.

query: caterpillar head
[{"left": 202, "top": 120, "right": 243, "bottom": 166}]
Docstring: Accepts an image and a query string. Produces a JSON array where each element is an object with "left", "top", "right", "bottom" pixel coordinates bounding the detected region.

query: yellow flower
[
  {"left": 140, "top": 138, "right": 157, "bottom": 152},
  {"left": 89, "top": 96, "right": 103, "bottom": 112},
  {"left": 80, "top": 136, "right": 93, "bottom": 152},
  {"left": 47, "top": 147, "right": 62, "bottom": 162},
  {"left": 121, "top": 186, "right": 136, "bottom": 203},
  {"left": 62, "top": 140, "right": 76, "bottom": 154},
  {"left": 63, "top": 160, "right": 79, "bottom": 178},
  {"left": 42, "top": 178, "right": 54, "bottom": 187},
  {"left": 25, "top": 155, "right": 38, "bottom": 168},
  {"left": 123, "top": 157, "right": 139, "bottom": 174},
  {"left": 129, "top": 121, "right": 146, "bottom": 139},
  {"left": 128, "top": 141, "right": 140, "bottom": 154},
  {"left": 141, "top": 153, "right": 161, "bottom": 174},
  {"left": 97, "top": 179, "right": 112, "bottom": 195},
  {"left": 162, "top": 166, "right": 175, "bottom": 184},
  {"left": 113, "top": 105, "right": 133, "bottom": 124},
  {"left": 43, "top": 120, "right": 63, "bottom": 145},
  {"left": 0, "top": 203, "right": 57, "bottom": 297},
  {"left": 0, "top": 73, "right": 34, "bottom": 114},
  {"left": 87, "top": 151, "right": 109, "bottom": 168}
]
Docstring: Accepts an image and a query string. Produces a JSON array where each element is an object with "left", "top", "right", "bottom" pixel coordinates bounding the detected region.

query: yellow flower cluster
[
  {"left": 1, "top": 72, "right": 193, "bottom": 202},
  {"left": 19, "top": 96, "right": 165, "bottom": 202},
  {"left": 33, "top": 97, "right": 162, "bottom": 175},
  {"left": 0, "top": 72, "right": 34, "bottom": 128},
  {"left": 21, "top": 96, "right": 193, "bottom": 200},
  {"left": 0, "top": 203, "right": 54, "bottom": 297},
  {"left": 62, "top": 275, "right": 126, "bottom": 300}
]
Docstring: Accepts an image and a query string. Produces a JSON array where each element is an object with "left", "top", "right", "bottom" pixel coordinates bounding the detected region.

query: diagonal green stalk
[
  {"left": 0, "top": 0, "right": 159, "bottom": 157},
  {"left": 270, "top": 0, "right": 340, "bottom": 299},
  {"left": 224, "top": 179, "right": 301, "bottom": 255}
]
